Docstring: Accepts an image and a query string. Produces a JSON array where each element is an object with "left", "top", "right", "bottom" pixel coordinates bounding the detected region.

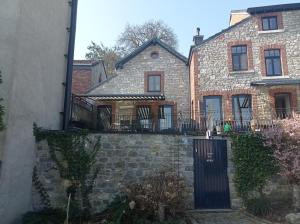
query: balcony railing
[{"left": 71, "top": 105, "right": 300, "bottom": 135}]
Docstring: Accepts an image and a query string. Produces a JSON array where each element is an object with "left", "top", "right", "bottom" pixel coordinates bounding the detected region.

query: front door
[{"left": 194, "top": 139, "right": 230, "bottom": 209}]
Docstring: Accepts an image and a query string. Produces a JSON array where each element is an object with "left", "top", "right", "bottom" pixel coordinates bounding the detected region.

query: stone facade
[
  {"left": 88, "top": 42, "right": 190, "bottom": 116},
  {"left": 190, "top": 9, "right": 300, "bottom": 121}
]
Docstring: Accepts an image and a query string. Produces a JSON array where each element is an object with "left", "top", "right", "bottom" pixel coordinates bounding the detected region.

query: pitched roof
[
  {"left": 115, "top": 38, "right": 188, "bottom": 69},
  {"left": 247, "top": 3, "right": 300, "bottom": 14}
]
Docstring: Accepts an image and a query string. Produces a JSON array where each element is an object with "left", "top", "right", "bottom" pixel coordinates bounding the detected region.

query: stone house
[
  {"left": 76, "top": 38, "right": 190, "bottom": 132},
  {"left": 72, "top": 60, "right": 107, "bottom": 95},
  {"left": 189, "top": 3, "right": 300, "bottom": 130}
]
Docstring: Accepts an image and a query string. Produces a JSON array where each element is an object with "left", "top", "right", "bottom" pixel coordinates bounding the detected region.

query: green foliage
[
  {"left": 245, "top": 196, "right": 272, "bottom": 217},
  {"left": 32, "top": 166, "right": 51, "bottom": 209},
  {"left": 33, "top": 124, "right": 101, "bottom": 219},
  {"left": 22, "top": 208, "right": 65, "bottom": 224},
  {"left": 230, "top": 133, "right": 278, "bottom": 201},
  {"left": 0, "top": 73, "right": 5, "bottom": 131}
]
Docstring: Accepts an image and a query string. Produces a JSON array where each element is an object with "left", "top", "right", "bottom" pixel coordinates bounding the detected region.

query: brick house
[
  {"left": 72, "top": 60, "right": 107, "bottom": 94},
  {"left": 189, "top": 3, "right": 300, "bottom": 130},
  {"left": 75, "top": 38, "right": 189, "bottom": 132}
]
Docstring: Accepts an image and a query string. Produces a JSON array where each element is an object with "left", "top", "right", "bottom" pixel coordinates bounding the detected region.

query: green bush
[
  {"left": 231, "top": 133, "right": 278, "bottom": 200},
  {"left": 22, "top": 209, "right": 65, "bottom": 224},
  {"left": 245, "top": 196, "right": 272, "bottom": 217}
]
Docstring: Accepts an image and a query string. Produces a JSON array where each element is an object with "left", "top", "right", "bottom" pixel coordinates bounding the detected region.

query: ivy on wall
[
  {"left": 0, "top": 73, "right": 4, "bottom": 131},
  {"left": 33, "top": 124, "right": 101, "bottom": 220},
  {"left": 231, "top": 133, "right": 278, "bottom": 201}
]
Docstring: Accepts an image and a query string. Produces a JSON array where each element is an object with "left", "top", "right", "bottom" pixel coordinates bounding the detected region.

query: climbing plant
[
  {"left": 33, "top": 124, "right": 101, "bottom": 220},
  {"left": 230, "top": 133, "right": 278, "bottom": 201},
  {"left": 0, "top": 72, "right": 4, "bottom": 131},
  {"left": 32, "top": 166, "right": 51, "bottom": 209}
]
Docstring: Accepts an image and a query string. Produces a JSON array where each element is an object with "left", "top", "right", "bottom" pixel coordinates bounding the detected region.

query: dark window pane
[
  {"left": 266, "top": 58, "right": 274, "bottom": 75},
  {"left": 240, "top": 54, "right": 248, "bottom": 70},
  {"left": 232, "top": 55, "right": 240, "bottom": 71},
  {"left": 262, "top": 16, "right": 278, "bottom": 30},
  {"left": 262, "top": 18, "right": 269, "bottom": 30},
  {"left": 270, "top": 17, "right": 278, "bottom": 30},
  {"left": 273, "top": 58, "right": 282, "bottom": 75},
  {"left": 231, "top": 45, "right": 248, "bottom": 71},
  {"left": 148, "top": 75, "right": 161, "bottom": 91}
]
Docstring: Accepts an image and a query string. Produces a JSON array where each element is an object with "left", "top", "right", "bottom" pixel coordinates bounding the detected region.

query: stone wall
[
  {"left": 32, "top": 134, "right": 292, "bottom": 212},
  {"left": 33, "top": 134, "right": 194, "bottom": 212},
  {"left": 191, "top": 10, "right": 300, "bottom": 120}
]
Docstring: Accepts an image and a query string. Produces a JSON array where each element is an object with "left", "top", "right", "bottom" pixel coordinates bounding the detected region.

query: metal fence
[{"left": 70, "top": 101, "right": 300, "bottom": 135}]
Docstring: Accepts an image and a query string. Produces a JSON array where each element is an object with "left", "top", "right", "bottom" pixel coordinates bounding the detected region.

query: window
[
  {"left": 158, "top": 105, "right": 173, "bottom": 131},
  {"left": 148, "top": 75, "right": 161, "bottom": 92},
  {"left": 232, "top": 95, "right": 252, "bottom": 128},
  {"left": 262, "top": 16, "right": 278, "bottom": 31},
  {"left": 150, "top": 51, "right": 159, "bottom": 59},
  {"left": 264, "top": 49, "right": 282, "bottom": 76},
  {"left": 137, "top": 105, "right": 152, "bottom": 129},
  {"left": 203, "top": 96, "right": 223, "bottom": 130},
  {"left": 231, "top": 45, "right": 248, "bottom": 71},
  {"left": 275, "top": 93, "right": 291, "bottom": 119}
]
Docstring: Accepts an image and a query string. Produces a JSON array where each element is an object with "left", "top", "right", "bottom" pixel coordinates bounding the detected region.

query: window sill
[
  {"left": 262, "top": 76, "right": 288, "bottom": 79},
  {"left": 258, "top": 29, "right": 285, "bottom": 34},
  {"left": 229, "top": 70, "right": 255, "bottom": 75}
]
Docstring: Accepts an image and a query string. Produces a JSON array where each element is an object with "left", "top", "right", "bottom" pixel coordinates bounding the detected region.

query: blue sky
[{"left": 74, "top": 0, "right": 297, "bottom": 59}]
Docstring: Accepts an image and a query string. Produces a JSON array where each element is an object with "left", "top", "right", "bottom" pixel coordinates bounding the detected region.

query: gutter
[{"left": 63, "top": 0, "right": 78, "bottom": 130}]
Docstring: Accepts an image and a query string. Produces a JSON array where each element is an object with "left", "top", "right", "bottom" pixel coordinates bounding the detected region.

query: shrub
[
  {"left": 231, "top": 133, "right": 278, "bottom": 201},
  {"left": 125, "top": 171, "right": 187, "bottom": 220},
  {"left": 245, "top": 196, "right": 272, "bottom": 217}
]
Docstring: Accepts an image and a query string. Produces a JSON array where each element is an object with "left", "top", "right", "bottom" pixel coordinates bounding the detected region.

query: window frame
[
  {"left": 231, "top": 45, "right": 248, "bottom": 71},
  {"left": 262, "top": 16, "right": 278, "bottom": 31},
  {"left": 203, "top": 95, "right": 223, "bottom": 122},
  {"left": 232, "top": 94, "right": 252, "bottom": 125},
  {"left": 264, "top": 49, "right": 282, "bottom": 76},
  {"left": 146, "top": 74, "right": 162, "bottom": 92}
]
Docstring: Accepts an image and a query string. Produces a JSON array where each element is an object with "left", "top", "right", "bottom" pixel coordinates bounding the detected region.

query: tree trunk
[{"left": 293, "top": 184, "right": 300, "bottom": 212}]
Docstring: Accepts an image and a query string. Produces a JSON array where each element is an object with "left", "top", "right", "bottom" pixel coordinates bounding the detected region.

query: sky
[{"left": 74, "top": 0, "right": 297, "bottom": 59}]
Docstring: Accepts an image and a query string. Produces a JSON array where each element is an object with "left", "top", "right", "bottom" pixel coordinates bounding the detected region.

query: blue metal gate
[{"left": 194, "top": 139, "right": 230, "bottom": 209}]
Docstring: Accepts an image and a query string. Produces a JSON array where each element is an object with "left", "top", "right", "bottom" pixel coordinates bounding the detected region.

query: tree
[
  {"left": 117, "top": 20, "right": 178, "bottom": 55},
  {"left": 85, "top": 41, "right": 122, "bottom": 76},
  {"left": 262, "top": 117, "right": 300, "bottom": 211}
]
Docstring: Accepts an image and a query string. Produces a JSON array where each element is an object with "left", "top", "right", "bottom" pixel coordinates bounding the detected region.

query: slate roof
[
  {"left": 247, "top": 3, "right": 300, "bottom": 14},
  {"left": 115, "top": 38, "right": 188, "bottom": 69},
  {"left": 250, "top": 79, "right": 300, "bottom": 86}
]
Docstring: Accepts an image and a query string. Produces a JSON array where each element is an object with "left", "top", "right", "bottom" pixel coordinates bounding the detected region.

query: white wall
[{"left": 0, "top": 1, "right": 71, "bottom": 223}]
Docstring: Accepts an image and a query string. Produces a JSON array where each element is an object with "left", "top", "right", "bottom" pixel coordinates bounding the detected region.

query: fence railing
[{"left": 70, "top": 105, "right": 300, "bottom": 135}]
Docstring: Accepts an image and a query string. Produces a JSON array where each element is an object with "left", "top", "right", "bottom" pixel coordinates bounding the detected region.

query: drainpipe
[{"left": 63, "top": 0, "right": 78, "bottom": 130}]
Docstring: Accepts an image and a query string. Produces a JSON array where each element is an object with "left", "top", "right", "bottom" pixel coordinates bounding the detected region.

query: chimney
[
  {"left": 193, "top": 27, "right": 204, "bottom": 46},
  {"left": 229, "top": 10, "right": 250, "bottom": 26}
]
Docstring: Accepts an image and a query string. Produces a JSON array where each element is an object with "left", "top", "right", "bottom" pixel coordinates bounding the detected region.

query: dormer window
[{"left": 262, "top": 16, "right": 278, "bottom": 31}]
